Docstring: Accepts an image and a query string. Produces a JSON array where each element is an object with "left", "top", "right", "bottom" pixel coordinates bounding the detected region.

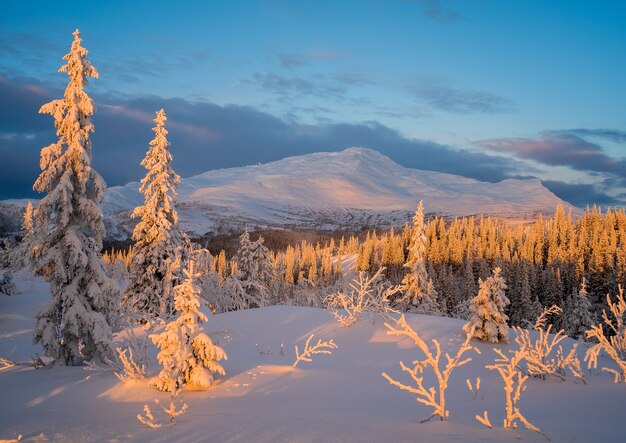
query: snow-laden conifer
[
  {"left": 463, "top": 267, "right": 510, "bottom": 343},
  {"left": 398, "top": 201, "right": 440, "bottom": 314},
  {"left": 231, "top": 229, "right": 273, "bottom": 308},
  {"left": 150, "top": 261, "right": 227, "bottom": 392},
  {"left": 125, "top": 109, "right": 184, "bottom": 319},
  {"left": 563, "top": 278, "right": 595, "bottom": 340},
  {"left": 32, "top": 30, "right": 118, "bottom": 364}
]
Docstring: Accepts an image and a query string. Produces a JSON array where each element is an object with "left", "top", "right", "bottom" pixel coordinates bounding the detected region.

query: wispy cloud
[
  {"left": 248, "top": 72, "right": 348, "bottom": 102},
  {"left": 406, "top": 0, "right": 463, "bottom": 22},
  {"left": 411, "top": 77, "right": 514, "bottom": 114},
  {"left": 475, "top": 131, "right": 626, "bottom": 176},
  {"left": 278, "top": 51, "right": 338, "bottom": 69}
]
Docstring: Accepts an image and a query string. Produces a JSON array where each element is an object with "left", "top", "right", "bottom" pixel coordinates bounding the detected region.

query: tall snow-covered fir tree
[
  {"left": 563, "top": 278, "right": 595, "bottom": 340},
  {"left": 150, "top": 261, "right": 227, "bottom": 392},
  {"left": 32, "top": 30, "right": 119, "bottom": 365},
  {"left": 124, "top": 109, "right": 184, "bottom": 319},
  {"left": 398, "top": 201, "right": 440, "bottom": 314},
  {"left": 463, "top": 267, "right": 510, "bottom": 343},
  {"left": 232, "top": 229, "right": 273, "bottom": 308}
]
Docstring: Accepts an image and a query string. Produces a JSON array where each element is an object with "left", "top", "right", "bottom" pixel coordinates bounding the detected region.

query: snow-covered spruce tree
[
  {"left": 231, "top": 229, "right": 273, "bottom": 308},
  {"left": 398, "top": 201, "right": 440, "bottom": 314},
  {"left": 32, "top": 30, "right": 119, "bottom": 365},
  {"left": 9, "top": 202, "right": 37, "bottom": 271},
  {"left": 150, "top": 261, "right": 227, "bottom": 392},
  {"left": 124, "top": 109, "right": 184, "bottom": 319},
  {"left": 563, "top": 278, "right": 595, "bottom": 340},
  {"left": 463, "top": 267, "right": 510, "bottom": 344}
]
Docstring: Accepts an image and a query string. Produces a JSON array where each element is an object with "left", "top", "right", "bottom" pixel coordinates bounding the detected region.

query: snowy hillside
[
  {"left": 1, "top": 275, "right": 625, "bottom": 442},
  {"left": 1, "top": 148, "right": 571, "bottom": 238},
  {"left": 102, "top": 147, "right": 570, "bottom": 237}
]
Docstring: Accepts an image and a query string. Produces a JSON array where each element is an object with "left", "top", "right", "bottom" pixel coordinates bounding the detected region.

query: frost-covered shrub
[
  {"left": 0, "top": 272, "right": 17, "bottom": 296},
  {"left": 292, "top": 334, "right": 337, "bottom": 368},
  {"left": 325, "top": 267, "right": 401, "bottom": 327},
  {"left": 382, "top": 315, "right": 477, "bottom": 422},
  {"left": 585, "top": 286, "right": 626, "bottom": 383},
  {"left": 514, "top": 306, "right": 585, "bottom": 383}
]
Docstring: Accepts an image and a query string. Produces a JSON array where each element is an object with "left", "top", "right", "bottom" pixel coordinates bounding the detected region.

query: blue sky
[{"left": 1, "top": 0, "right": 625, "bottom": 206}]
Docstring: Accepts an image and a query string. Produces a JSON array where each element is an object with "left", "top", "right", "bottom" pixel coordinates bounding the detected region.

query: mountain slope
[
  {"left": 1, "top": 148, "right": 570, "bottom": 238},
  {"left": 102, "top": 147, "right": 569, "bottom": 237}
]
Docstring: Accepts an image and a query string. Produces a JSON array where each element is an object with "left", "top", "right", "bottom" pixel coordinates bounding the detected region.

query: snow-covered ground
[{"left": 1, "top": 275, "right": 625, "bottom": 442}]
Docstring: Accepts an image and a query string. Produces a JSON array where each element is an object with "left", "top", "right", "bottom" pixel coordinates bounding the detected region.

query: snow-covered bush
[
  {"left": 114, "top": 318, "right": 153, "bottom": 382},
  {"left": 382, "top": 315, "right": 477, "bottom": 422},
  {"left": 585, "top": 286, "right": 626, "bottom": 383},
  {"left": 32, "top": 30, "right": 119, "bottom": 365},
  {"left": 562, "top": 278, "right": 595, "bottom": 340},
  {"left": 514, "top": 305, "right": 585, "bottom": 382},
  {"left": 150, "top": 261, "right": 227, "bottom": 392},
  {"left": 0, "top": 272, "right": 17, "bottom": 296},
  {"left": 487, "top": 348, "right": 547, "bottom": 439},
  {"left": 463, "top": 267, "right": 510, "bottom": 344},
  {"left": 325, "top": 267, "right": 401, "bottom": 327},
  {"left": 292, "top": 334, "right": 337, "bottom": 368}
]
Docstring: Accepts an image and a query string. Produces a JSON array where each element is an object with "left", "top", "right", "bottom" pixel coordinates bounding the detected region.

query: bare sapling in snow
[
  {"left": 150, "top": 261, "right": 227, "bottom": 392},
  {"left": 114, "top": 318, "right": 153, "bottom": 382},
  {"left": 292, "top": 334, "right": 337, "bottom": 368},
  {"left": 463, "top": 267, "right": 510, "bottom": 344},
  {"left": 475, "top": 410, "right": 493, "bottom": 429},
  {"left": 487, "top": 348, "right": 549, "bottom": 440},
  {"left": 398, "top": 201, "right": 441, "bottom": 315},
  {"left": 466, "top": 376, "right": 481, "bottom": 400},
  {"left": 325, "top": 267, "right": 401, "bottom": 327},
  {"left": 382, "top": 314, "right": 478, "bottom": 422},
  {"left": 585, "top": 285, "right": 626, "bottom": 383},
  {"left": 31, "top": 29, "right": 119, "bottom": 365},
  {"left": 137, "top": 386, "right": 188, "bottom": 428},
  {"left": 514, "top": 305, "right": 585, "bottom": 383},
  {"left": 125, "top": 109, "right": 184, "bottom": 320}
]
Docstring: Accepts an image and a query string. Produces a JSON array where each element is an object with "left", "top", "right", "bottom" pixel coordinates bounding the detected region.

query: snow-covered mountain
[
  {"left": 1, "top": 148, "right": 571, "bottom": 238},
  {"left": 101, "top": 147, "right": 569, "bottom": 237}
]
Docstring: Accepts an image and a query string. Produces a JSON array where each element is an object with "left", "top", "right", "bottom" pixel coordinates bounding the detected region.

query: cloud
[
  {"left": 248, "top": 72, "right": 348, "bottom": 102},
  {"left": 278, "top": 51, "right": 338, "bottom": 69},
  {"left": 0, "top": 75, "right": 527, "bottom": 201},
  {"left": 412, "top": 77, "right": 514, "bottom": 114},
  {"left": 406, "top": 0, "right": 463, "bottom": 22},
  {"left": 475, "top": 131, "right": 626, "bottom": 176},
  {"left": 559, "top": 128, "right": 626, "bottom": 144},
  {"left": 541, "top": 180, "right": 626, "bottom": 207}
]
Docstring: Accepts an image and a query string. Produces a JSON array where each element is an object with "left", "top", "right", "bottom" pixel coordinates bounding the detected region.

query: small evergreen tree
[
  {"left": 32, "top": 30, "right": 118, "bottom": 365},
  {"left": 563, "top": 278, "right": 595, "bottom": 340},
  {"left": 463, "top": 267, "right": 510, "bottom": 343},
  {"left": 151, "top": 261, "right": 227, "bottom": 392},
  {"left": 233, "top": 230, "right": 273, "bottom": 308},
  {"left": 398, "top": 201, "right": 439, "bottom": 313},
  {"left": 125, "top": 109, "right": 184, "bottom": 319}
]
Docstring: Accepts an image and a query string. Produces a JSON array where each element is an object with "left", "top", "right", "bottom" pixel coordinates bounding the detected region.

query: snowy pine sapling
[
  {"left": 150, "top": 261, "right": 227, "bottom": 392},
  {"left": 325, "top": 267, "right": 401, "bottom": 327},
  {"left": 464, "top": 267, "right": 510, "bottom": 344},
  {"left": 585, "top": 286, "right": 626, "bottom": 383},
  {"left": 292, "top": 334, "right": 337, "bottom": 368},
  {"left": 125, "top": 109, "right": 184, "bottom": 320},
  {"left": 397, "top": 201, "right": 441, "bottom": 315},
  {"left": 563, "top": 278, "right": 595, "bottom": 340},
  {"left": 382, "top": 315, "right": 478, "bottom": 422},
  {"left": 514, "top": 305, "right": 585, "bottom": 383},
  {"left": 487, "top": 348, "right": 548, "bottom": 440},
  {"left": 32, "top": 29, "right": 119, "bottom": 365}
]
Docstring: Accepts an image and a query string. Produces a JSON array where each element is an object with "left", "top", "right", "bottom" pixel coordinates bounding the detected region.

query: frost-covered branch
[
  {"left": 292, "top": 334, "right": 337, "bottom": 368},
  {"left": 487, "top": 348, "right": 548, "bottom": 440},
  {"left": 382, "top": 314, "right": 477, "bottom": 422},
  {"left": 137, "top": 387, "right": 188, "bottom": 428},
  {"left": 585, "top": 286, "right": 626, "bottom": 383},
  {"left": 325, "top": 267, "right": 401, "bottom": 327}
]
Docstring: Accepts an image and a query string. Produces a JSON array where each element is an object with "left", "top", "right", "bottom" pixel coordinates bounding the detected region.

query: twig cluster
[{"left": 292, "top": 334, "right": 337, "bottom": 368}]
